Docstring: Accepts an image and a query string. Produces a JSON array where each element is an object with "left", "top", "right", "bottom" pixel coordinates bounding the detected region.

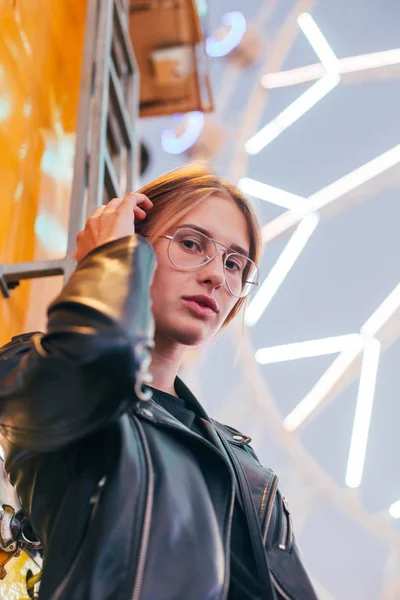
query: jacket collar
[
  {"left": 132, "top": 376, "right": 210, "bottom": 435},
  {"left": 133, "top": 376, "right": 251, "bottom": 450},
  {"left": 173, "top": 376, "right": 210, "bottom": 420}
]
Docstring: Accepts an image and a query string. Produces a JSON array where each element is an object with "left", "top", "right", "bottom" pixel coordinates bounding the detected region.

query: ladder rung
[
  {"left": 113, "top": 0, "right": 138, "bottom": 75},
  {"left": 104, "top": 146, "right": 121, "bottom": 199},
  {"left": 109, "top": 58, "right": 133, "bottom": 148},
  {"left": 0, "top": 259, "right": 67, "bottom": 279},
  {"left": 0, "top": 259, "right": 68, "bottom": 298},
  {"left": 108, "top": 109, "right": 124, "bottom": 154}
]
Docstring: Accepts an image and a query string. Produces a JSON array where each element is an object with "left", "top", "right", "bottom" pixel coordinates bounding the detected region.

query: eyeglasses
[{"left": 154, "top": 227, "right": 259, "bottom": 298}]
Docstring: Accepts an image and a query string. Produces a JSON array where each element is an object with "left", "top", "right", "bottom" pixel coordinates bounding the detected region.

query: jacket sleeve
[{"left": 0, "top": 235, "right": 156, "bottom": 455}]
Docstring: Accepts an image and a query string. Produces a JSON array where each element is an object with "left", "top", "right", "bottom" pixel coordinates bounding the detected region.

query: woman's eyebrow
[{"left": 176, "top": 223, "right": 250, "bottom": 257}]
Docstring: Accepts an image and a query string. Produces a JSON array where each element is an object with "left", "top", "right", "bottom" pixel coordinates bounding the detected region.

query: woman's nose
[{"left": 198, "top": 250, "right": 226, "bottom": 287}]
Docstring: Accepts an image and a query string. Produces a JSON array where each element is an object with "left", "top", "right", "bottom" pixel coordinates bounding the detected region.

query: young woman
[{"left": 0, "top": 164, "right": 318, "bottom": 600}]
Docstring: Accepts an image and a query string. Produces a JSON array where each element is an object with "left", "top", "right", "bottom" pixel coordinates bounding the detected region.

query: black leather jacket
[{"left": 0, "top": 236, "right": 318, "bottom": 600}]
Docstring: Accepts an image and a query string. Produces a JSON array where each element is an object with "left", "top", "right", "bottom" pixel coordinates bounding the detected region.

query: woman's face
[{"left": 150, "top": 193, "right": 251, "bottom": 348}]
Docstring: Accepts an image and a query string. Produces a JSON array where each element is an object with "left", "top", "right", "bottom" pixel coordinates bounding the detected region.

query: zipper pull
[
  {"left": 232, "top": 434, "right": 252, "bottom": 444},
  {"left": 279, "top": 496, "right": 293, "bottom": 552},
  {"left": 90, "top": 475, "right": 107, "bottom": 505},
  {"left": 282, "top": 496, "right": 290, "bottom": 514}
]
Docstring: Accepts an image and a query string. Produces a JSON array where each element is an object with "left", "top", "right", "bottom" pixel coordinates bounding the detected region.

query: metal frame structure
[
  {"left": 205, "top": 1, "right": 400, "bottom": 597},
  {"left": 0, "top": 0, "right": 139, "bottom": 296}
]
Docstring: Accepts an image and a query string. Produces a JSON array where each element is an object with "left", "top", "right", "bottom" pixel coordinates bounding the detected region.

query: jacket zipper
[
  {"left": 50, "top": 475, "right": 108, "bottom": 600},
  {"left": 136, "top": 415, "right": 236, "bottom": 600},
  {"left": 215, "top": 434, "right": 275, "bottom": 597},
  {"left": 271, "top": 573, "right": 295, "bottom": 600},
  {"left": 271, "top": 495, "right": 295, "bottom": 599},
  {"left": 279, "top": 496, "right": 292, "bottom": 551},
  {"left": 262, "top": 473, "right": 279, "bottom": 545},
  {"left": 199, "top": 420, "right": 237, "bottom": 600},
  {"left": 130, "top": 416, "right": 154, "bottom": 600},
  {"left": 161, "top": 421, "right": 294, "bottom": 599},
  {"left": 279, "top": 514, "right": 287, "bottom": 550},
  {"left": 220, "top": 438, "right": 280, "bottom": 549}
]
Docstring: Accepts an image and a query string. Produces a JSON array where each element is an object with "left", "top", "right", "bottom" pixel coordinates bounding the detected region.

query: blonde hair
[{"left": 136, "top": 162, "right": 262, "bottom": 329}]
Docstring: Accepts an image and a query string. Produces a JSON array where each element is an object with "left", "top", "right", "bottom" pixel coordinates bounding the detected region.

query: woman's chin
[
  {"left": 168, "top": 321, "right": 216, "bottom": 347},
  {"left": 175, "top": 329, "right": 211, "bottom": 347},
  {"left": 154, "top": 315, "right": 220, "bottom": 348}
]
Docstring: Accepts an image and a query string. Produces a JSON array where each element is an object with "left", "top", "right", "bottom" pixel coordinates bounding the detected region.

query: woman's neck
[{"left": 149, "top": 335, "right": 186, "bottom": 397}]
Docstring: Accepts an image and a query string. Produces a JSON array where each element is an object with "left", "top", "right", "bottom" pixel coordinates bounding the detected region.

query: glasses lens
[
  {"left": 168, "top": 228, "right": 259, "bottom": 298},
  {"left": 169, "top": 228, "right": 215, "bottom": 269},
  {"left": 224, "top": 254, "right": 259, "bottom": 298}
]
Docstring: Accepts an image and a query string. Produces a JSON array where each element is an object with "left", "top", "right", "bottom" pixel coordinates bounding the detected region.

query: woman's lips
[{"left": 182, "top": 299, "right": 217, "bottom": 317}]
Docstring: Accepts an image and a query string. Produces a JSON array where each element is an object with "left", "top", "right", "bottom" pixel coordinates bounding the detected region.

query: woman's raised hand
[{"left": 72, "top": 193, "right": 153, "bottom": 263}]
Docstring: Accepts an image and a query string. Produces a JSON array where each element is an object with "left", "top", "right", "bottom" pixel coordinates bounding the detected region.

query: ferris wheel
[{"left": 157, "top": 1, "right": 400, "bottom": 598}]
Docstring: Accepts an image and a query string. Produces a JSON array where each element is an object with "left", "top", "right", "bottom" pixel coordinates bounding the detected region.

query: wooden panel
[
  {"left": 0, "top": 0, "right": 87, "bottom": 346},
  {"left": 129, "top": 0, "right": 213, "bottom": 117}
]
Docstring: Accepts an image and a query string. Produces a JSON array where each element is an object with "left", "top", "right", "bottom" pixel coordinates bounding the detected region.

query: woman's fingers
[
  {"left": 136, "top": 194, "right": 153, "bottom": 211},
  {"left": 103, "top": 197, "right": 124, "bottom": 213},
  {"left": 90, "top": 193, "right": 152, "bottom": 218},
  {"left": 118, "top": 193, "right": 153, "bottom": 215},
  {"left": 134, "top": 206, "right": 147, "bottom": 220},
  {"left": 73, "top": 192, "right": 153, "bottom": 264},
  {"left": 91, "top": 205, "right": 107, "bottom": 218}
]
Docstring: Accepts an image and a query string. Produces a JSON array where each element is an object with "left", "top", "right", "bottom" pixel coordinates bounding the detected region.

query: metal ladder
[{"left": 0, "top": 0, "right": 140, "bottom": 295}]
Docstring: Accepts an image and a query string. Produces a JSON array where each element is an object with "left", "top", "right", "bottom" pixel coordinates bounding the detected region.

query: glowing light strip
[
  {"left": 238, "top": 177, "right": 309, "bottom": 213},
  {"left": 262, "top": 66, "right": 323, "bottom": 88},
  {"left": 206, "top": 11, "right": 247, "bottom": 58},
  {"left": 161, "top": 112, "right": 205, "bottom": 155},
  {"left": 245, "top": 213, "right": 320, "bottom": 327},
  {"left": 262, "top": 65, "right": 326, "bottom": 88},
  {"left": 256, "top": 334, "right": 361, "bottom": 364},
  {"left": 341, "top": 47, "right": 400, "bottom": 73},
  {"left": 261, "top": 144, "right": 400, "bottom": 244},
  {"left": 261, "top": 211, "right": 299, "bottom": 245},
  {"left": 246, "top": 14, "right": 339, "bottom": 154},
  {"left": 246, "top": 74, "right": 340, "bottom": 154},
  {"left": 283, "top": 337, "right": 364, "bottom": 431},
  {"left": 297, "top": 13, "right": 339, "bottom": 73},
  {"left": 261, "top": 48, "right": 400, "bottom": 89},
  {"left": 389, "top": 499, "right": 400, "bottom": 519},
  {"left": 361, "top": 283, "right": 400, "bottom": 339},
  {"left": 309, "top": 144, "right": 400, "bottom": 211},
  {"left": 281, "top": 281, "right": 400, "bottom": 433},
  {"left": 345, "top": 339, "right": 381, "bottom": 488}
]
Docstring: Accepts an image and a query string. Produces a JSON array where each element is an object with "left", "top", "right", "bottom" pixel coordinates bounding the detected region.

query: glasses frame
[{"left": 159, "top": 227, "right": 260, "bottom": 299}]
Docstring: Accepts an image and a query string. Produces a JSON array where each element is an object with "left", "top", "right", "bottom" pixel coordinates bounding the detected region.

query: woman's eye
[
  {"left": 226, "top": 259, "right": 241, "bottom": 272},
  {"left": 181, "top": 239, "right": 202, "bottom": 252}
]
